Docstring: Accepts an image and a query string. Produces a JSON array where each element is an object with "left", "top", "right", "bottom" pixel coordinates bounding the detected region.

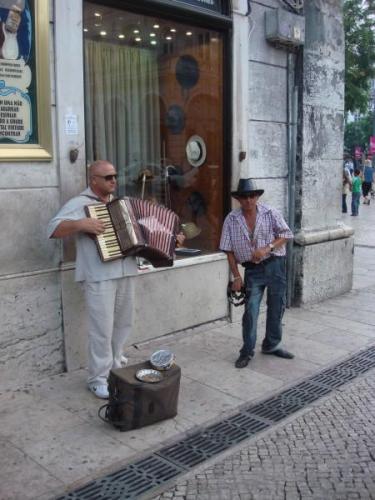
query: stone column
[
  {"left": 231, "top": 0, "right": 251, "bottom": 185},
  {"left": 54, "top": 0, "right": 88, "bottom": 370},
  {"left": 293, "top": 0, "right": 354, "bottom": 304}
]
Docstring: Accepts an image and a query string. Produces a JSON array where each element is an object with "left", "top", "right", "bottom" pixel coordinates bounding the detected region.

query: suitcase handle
[
  {"left": 98, "top": 403, "right": 112, "bottom": 424},
  {"left": 98, "top": 397, "right": 134, "bottom": 428}
]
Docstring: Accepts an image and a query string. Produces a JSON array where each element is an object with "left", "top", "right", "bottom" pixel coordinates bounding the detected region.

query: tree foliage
[
  {"left": 344, "top": 113, "right": 373, "bottom": 151},
  {"left": 344, "top": 0, "right": 375, "bottom": 114}
]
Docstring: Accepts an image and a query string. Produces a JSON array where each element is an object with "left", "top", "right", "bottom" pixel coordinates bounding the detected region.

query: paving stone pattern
[{"left": 153, "top": 370, "right": 375, "bottom": 500}]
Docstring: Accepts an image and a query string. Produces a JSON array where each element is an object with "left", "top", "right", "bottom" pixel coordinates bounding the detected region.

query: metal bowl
[{"left": 135, "top": 369, "right": 163, "bottom": 383}]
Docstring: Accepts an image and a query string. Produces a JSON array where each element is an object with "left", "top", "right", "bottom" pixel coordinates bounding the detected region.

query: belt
[{"left": 242, "top": 255, "right": 282, "bottom": 269}]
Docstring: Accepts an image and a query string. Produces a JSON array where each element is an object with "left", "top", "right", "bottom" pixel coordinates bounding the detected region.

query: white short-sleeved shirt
[{"left": 47, "top": 187, "right": 138, "bottom": 282}]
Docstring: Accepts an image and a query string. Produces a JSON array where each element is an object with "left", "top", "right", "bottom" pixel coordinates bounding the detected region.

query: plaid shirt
[{"left": 219, "top": 203, "right": 293, "bottom": 263}]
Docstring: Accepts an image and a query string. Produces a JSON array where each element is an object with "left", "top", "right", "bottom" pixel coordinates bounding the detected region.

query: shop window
[{"left": 83, "top": 2, "right": 224, "bottom": 254}]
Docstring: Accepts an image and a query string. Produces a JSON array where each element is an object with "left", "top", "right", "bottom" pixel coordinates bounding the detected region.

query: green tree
[
  {"left": 344, "top": 113, "right": 373, "bottom": 151},
  {"left": 344, "top": 0, "right": 375, "bottom": 114}
]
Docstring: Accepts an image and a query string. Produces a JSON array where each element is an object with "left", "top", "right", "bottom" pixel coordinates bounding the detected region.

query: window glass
[{"left": 83, "top": 2, "right": 224, "bottom": 254}]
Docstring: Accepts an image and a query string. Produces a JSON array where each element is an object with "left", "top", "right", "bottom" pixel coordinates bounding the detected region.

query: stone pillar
[
  {"left": 232, "top": 0, "right": 251, "bottom": 185},
  {"left": 54, "top": 0, "right": 88, "bottom": 370},
  {"left": 293, "top": 0, "right": 354, "bottom": 304}
]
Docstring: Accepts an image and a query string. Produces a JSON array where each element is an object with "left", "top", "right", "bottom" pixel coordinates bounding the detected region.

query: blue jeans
[
  {"left": 351, "top": 192, "right": 360, "bottom": 215},
  {"left": 240, "top": 257, "right": 286, "bottom": 357},
  {"left": 342, "top": 193, "right": 348, "bottom": 213}
]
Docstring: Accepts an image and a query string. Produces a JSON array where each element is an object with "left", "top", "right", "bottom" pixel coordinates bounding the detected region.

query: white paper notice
[{"left": 64, "top": 114, "right": 78, "bottom": 135}]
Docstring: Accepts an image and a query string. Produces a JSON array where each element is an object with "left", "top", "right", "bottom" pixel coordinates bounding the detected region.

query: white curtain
[{"left": 84, "top": 40, "right": 161, "bottom": 195}]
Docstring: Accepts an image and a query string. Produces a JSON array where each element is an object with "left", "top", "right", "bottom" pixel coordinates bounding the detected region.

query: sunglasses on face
[
  {"left": 238, "top": 193, "right": 258, "bottom": 199},
  {"left": 94, "top": 174, "right": 117, "bottom": 181}
]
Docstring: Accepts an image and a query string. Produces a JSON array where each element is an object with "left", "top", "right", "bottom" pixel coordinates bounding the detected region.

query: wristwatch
[{"left": 269, "top": 243, "right": 275, "bottom": 254}]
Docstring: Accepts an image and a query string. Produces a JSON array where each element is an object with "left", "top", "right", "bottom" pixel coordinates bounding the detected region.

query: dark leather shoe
[
  {"left": 235, "top": 354, "right": 251, "bottom": 368},
  {"left": 262, "top": 348, "right": 294, "bottom": 359}
]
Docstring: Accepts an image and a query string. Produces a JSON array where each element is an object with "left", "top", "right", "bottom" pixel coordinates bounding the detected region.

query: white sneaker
[
  {"left": 121, "top": 355, "right": 128, "bottom": 366},
  {"left": 88, "top": 384, "right": 109, "bottom": 399}
]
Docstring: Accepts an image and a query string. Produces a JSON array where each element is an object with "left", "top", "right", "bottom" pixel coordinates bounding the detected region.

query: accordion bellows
[{"left": 85, "top": 197, "right": 180, "bottom": 267}]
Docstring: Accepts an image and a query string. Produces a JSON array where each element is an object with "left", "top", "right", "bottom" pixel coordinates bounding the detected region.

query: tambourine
[{"left": 227, "top": 281, "right": 247, "bottom": 307}]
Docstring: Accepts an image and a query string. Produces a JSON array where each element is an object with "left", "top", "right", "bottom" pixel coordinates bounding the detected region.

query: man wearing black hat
[{"left": 220, "top": 178, "right": 294, "bottom": 368}]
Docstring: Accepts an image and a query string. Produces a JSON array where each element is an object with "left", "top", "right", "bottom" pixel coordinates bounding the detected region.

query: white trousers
[{"left": 84, "top": 277, "right": 134, "bottom": 386}]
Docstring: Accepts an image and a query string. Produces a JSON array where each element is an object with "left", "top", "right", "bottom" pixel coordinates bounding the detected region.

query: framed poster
[{"left": 0, "top": 0, "right": 52, "bottom": 161}]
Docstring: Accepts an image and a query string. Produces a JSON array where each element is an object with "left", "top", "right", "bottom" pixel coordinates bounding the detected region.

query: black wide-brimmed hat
[{"left": 231, "top": 178, "right": 264, "bottom": 197}]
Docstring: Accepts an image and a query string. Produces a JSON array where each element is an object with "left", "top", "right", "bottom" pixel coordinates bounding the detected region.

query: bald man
[{"left": 47, "top": 160, "right": 138, "bottom": 399}]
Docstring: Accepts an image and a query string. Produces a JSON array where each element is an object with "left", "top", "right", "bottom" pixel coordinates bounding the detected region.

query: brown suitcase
[{"left": 99, "top": 361, "right": 181, "bottom": 431}]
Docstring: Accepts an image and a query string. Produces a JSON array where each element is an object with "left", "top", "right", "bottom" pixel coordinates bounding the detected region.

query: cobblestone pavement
[{"left": 152, "top": 369, "right": 375, "bottom": 500}]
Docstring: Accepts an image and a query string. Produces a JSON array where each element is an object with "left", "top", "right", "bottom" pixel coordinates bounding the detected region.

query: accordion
[{"left": 85, "top": 197, "right": 180, "bottom": 268}]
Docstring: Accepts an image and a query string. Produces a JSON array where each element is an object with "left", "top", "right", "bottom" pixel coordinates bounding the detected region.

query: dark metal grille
[
  {"left": 247, "top": 387, "right": 310, "bottom": 422},
  {"left": 338, "top": 354, "right": 375, "bottom": 371},
  {"left": 58, "top": 344, "right": 375, "bottom": 500},
  {"left": 226, "top": 412, "right": 270, "bottom": 434},
  {"left": 291, "top": 380, "right": 333, "bottom": 403},
  {"left": 309, "top": 351, "right": 375, "bottom": 389},
  {"left": 157, "top": 416, "right": 269, "bottom": 469},
  {"left": 158, "top": 413, "right": 269, "bottom": 468},
  {"left": 354, "top": 344, "right": 375, "bottom": 358},
  {"left": 56, "top": 456, "right": 182, "bottom": 500},
  {"left": 157, "top": 425, "right": 246, "bottom": 468},
  {"left": 157, "top": 432, "right": 216, "bottom": 468},
  {"left": 309, "top": 367, "right": 358, "bottom": 389}
]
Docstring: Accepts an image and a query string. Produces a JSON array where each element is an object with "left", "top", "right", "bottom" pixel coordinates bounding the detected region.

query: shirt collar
[
  {"left": 231, "top": 203, "right": 270, "bottom": 219},
  {"left": 230, "top": 203, "right": 272, "bottom": 241},
  {"left": 81, "top": 186, "right": 115, "bottom": 203}
]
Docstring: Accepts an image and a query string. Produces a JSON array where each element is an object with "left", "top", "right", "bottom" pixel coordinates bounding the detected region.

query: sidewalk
[
  {"left": 152, "top": 367, "right": 375, "bottom": 500},
  {"left": 1, "top": 206, "right": 375, "bottom": 500}
]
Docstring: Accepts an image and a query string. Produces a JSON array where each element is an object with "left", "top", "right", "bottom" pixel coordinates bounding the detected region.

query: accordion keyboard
[{"left": 85, "top": 204, "right": 123, "bottom": 261}]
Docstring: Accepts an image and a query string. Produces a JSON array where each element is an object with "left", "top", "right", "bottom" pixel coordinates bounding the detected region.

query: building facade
[{"left": 0, "top": 0, "right": 352, "bottom": 390}]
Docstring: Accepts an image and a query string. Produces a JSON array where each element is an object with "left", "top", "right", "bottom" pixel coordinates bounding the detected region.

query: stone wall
[
  {"left": 0, "top": 2, "right": 66, "bottom": 390},
  {"left": 230, "top": 0, "right": 351, "bottom": 309},
  {"left": 0, "top": 0, "right": 350, "bottom": 390},
  {"left": 232, "top": 0, "right": 290, "bottom": 216}
]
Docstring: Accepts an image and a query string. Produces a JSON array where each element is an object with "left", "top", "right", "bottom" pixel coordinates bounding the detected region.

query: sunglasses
[
  {"left": 94, "top": 174, "right": 117, "bottom": 181},
  {"left": 238, "top": 193, "right": 258, "bottom": 199}
]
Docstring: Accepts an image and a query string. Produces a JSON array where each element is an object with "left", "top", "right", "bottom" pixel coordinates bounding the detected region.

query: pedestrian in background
[
  {"left": 342, "top": 162, "right": 352, "bottom": 213},
  {"left": 362, "top": 159, "right": 374, "bottom": 205},
  {"left": 344, "top": 156, "right": 354, "bottom": 176},
  {"left": 351, "top": 168, "right": 362, "bottom": 216}
]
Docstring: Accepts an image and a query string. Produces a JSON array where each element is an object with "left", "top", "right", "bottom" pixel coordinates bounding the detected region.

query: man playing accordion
[{"left": 48, "top": 160, "right": 138, "bottom": 399}]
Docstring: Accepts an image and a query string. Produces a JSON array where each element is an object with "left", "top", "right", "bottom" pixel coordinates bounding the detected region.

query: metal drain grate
[
  {"left": 157, "top": 429, "right": 232, "bottom": 468},
  {"left": 339, "top": 354, "right": 375, "bottom": 371},
  {"left": 226, "top": 411, "right": 270, "bottom": 434},
  {"left": 309, "top": 351, "right": 375, "bottom": 389},
  {"left": 246, "top": 383, "right": 324, "bottom": 423},
  {"left": 59, "top": 344, "right": 375, "bottom": 500},
  {"left": 352, "top": 344, "right": 375, "bottom": 360},
  {"left": 56, "top": 455, "right": 182, "bottom": 500},
  {"left": 290, "top": 380, "right": 333, "bottom": 403},
  {"left": 157, "top": 416, "right": 269, "bottom": 469},
  {"left": 309, "top": 366, "right": 358, "bottom": 389}
]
